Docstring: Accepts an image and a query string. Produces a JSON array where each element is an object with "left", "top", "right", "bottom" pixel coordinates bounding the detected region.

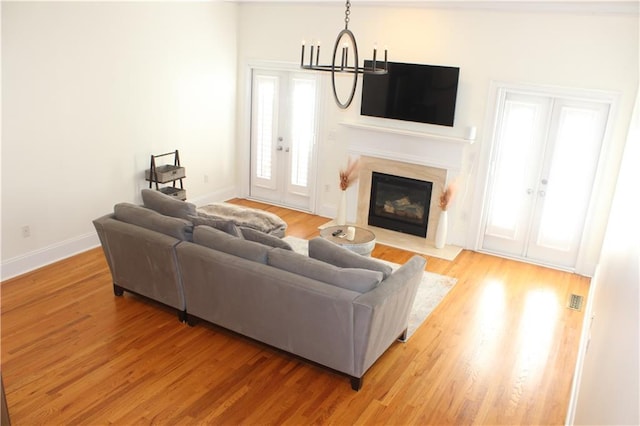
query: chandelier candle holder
[{"left": 299, "top": 0, "right": 388, "bottom": 109}]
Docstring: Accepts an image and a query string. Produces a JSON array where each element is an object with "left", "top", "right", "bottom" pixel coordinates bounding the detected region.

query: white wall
[
  {"left": 1, "top": 2, "right": 238, "bottom": 279},
  {"left": 236, "top": 3, "right": 638, "bottom": 272},
  {"left": 2, "top": 2, "right": 638, "bottom": 279},
  {"left": 569, "top": 91, "right": 640, "bottom": 425}
]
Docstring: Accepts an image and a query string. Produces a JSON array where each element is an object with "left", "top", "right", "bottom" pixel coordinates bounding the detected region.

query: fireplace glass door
[{"left": 368, "top": 172, "right": 432, "bottom": 237}]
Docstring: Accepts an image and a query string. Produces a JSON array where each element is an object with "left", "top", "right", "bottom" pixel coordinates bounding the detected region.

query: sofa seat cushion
[
  {"left": 141, "top": 188, "right": 197, "bottom": 220},
  {"left": 197, "top": 203, "right": 287, "bottom": 237},
  {"left": 114, "top": 203, "right": 193, "bottom": 241},
  {"left": 308, "top": 237, "right": 393, "bottom": 280},
  {"left": 193, "top": 225, "right": 269, "bottom": 264},
  {"left": 268, "top": 248, "right": 383, "bottom": 293}
]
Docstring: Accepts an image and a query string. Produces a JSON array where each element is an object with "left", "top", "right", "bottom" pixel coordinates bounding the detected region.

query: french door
[
  {"left": 249, "top": 69, "right": 319, "bottom": 211},
  {"left": 481, "top": 90, "right": 610, "bottom": 269}
]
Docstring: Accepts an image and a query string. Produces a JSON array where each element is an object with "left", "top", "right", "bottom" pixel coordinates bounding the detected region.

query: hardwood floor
[{"left": 1, "top": 200, "right": 590, "bottom": 425}]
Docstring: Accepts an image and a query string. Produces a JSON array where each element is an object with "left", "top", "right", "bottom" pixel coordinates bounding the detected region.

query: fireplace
[{"left": 368, "top": 172, "right": 433, "bottom": 238}]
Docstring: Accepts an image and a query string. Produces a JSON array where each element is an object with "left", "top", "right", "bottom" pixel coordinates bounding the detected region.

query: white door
[
  {"left": 482, "top": 90, "right": 610, "bottom": 269},
  {"left": 250, "top": 69, "right": 319, "bottom": 211}
]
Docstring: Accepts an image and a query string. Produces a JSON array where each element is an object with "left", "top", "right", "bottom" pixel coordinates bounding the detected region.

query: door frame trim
[{"left": 468, "top": 80, "right": 620, "bottom": 275}]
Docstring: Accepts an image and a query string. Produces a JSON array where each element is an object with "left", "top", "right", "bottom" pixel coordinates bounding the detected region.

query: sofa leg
[
  {"left": 398, "top": 328, "right": 408, "bottom": 342},
  {"left": 113, "top": 284, "right": 124, "bottom": 296},
  {"left": 350, "top": 376, "right": 363, "bottom": 391},
  {"left": 178, "top": 310, "right": 187, "bottom": 323},
  {"left": 186, "top": 315, "right": 197, "bottom": 327}
]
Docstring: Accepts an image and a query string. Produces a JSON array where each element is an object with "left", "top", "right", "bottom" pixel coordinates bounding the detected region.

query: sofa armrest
[
  {"left": 94, "top": 216, "right": 186, "bottom": 311},
  {"left": 93, "top": 213, "right": 116, "bottom": 275},
  {"left": 352, "top": 255, "right": 426, "bottom": 377}
]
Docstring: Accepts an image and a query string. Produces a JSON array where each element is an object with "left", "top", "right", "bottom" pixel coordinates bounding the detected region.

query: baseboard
[
  {"left": 1, "top": 232, "right": 100, "bottom": 281},
  {"left": 188, "top": 186, "right": 237, "bottom": 206},
  {"left": 1, "top": 187, "right": 239, "bottom": 282}
]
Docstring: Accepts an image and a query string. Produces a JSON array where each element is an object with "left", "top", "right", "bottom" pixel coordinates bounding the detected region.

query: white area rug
[{"left": 283, "top": 236, "right": 458, "bottom": 340}]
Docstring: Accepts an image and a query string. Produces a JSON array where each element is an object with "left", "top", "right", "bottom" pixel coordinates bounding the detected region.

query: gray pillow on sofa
[
  {"left": 141, "top": 189, "right": 196, "bottom": 220},
  {"left": 114, "top": 203, "right": 193, "bottom": 241},
  {"left": 193, "top": 225, "right": 269, "bottom": 264},
  {"left": 189, "top": 215, "right": 243, "bottom": 238},
  {"left": 240, "top": 227, "right": 292, "bottom": 250},
  {"left": 267, "top": 248, "right": 383, "bottom": 293},
  {"left": 308, "top": 237, "right": 393, "bottom": 280}
]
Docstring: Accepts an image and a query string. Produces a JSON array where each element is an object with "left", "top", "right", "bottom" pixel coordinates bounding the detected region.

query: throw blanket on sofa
[{"left": 197, "top": 203, "right": 287, "bottom": 237}]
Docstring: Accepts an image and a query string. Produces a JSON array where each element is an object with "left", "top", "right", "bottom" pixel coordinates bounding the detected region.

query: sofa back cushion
[
  {"left": 240, "top": 227, "right": 292, "bottom": 250},
  {"left": 189, "top": 215, "right": 243, "bottom": 238},
  {"left": 267, "top": 248, "right": 383, "bottom": 293},
  {"left": 141, "top": 189, "right": 196, "bottom": 220},
  {"left": 193, "top": 225, "right": 269, "bottom": 264},
  {"left": 114, "top": 203, "right": 193, "bottom": 241},
  {"left": 308, "top": 237, "right": 393, "bottom": 279}
]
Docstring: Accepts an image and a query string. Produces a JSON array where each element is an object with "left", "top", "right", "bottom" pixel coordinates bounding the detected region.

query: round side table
[{"left": 319, "top": 225, "right": 376, "bottom": 257}]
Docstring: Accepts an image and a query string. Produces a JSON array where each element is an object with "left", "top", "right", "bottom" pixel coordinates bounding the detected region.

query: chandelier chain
[{"left": 344, "top": 1, "right": 351, "bottom": 29}]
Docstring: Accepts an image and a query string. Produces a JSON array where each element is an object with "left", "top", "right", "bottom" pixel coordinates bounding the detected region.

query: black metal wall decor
[{"left": 300, "top": 1, "right": 388, "bottom": 109}]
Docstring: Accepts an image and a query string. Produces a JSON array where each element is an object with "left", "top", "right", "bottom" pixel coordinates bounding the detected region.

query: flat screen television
[{"left": 360, "top": 61, "right": 460, "bottom": 127}]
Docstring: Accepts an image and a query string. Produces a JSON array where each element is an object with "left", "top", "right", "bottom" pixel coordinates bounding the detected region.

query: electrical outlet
[
  {"left": 325, "top": 184, "right": 331, "bottom": 192},
  {"left": 21, "top": 225, "right": 31, "bottom": 238}
]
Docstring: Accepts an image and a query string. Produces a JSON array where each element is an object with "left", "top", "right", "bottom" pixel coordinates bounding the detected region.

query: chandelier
[{"left": 299, "top": 1, "right": 388, "bottom": 109}]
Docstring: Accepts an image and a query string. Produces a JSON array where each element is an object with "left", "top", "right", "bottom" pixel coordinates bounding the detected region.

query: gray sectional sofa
[{"left": 93, "top": 189, "right": 426, "bottom": 390}]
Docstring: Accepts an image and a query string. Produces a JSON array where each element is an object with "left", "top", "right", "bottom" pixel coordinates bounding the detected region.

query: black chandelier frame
[{"left": 300, "top": 1, "right": 388, "bottom": 109}]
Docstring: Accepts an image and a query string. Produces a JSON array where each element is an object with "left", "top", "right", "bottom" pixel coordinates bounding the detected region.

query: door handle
[
  {"left": 285, "top": 147, "right": 290, "bottom": 153},
  {"left": 276, "top": 146, "right": 283, "bottom": 151},
  {"left": 527, "top": 188, "right": 534, "bottom": 195},
  {"left": 539, "top": 190, "right": 546, "bottom": 197}
]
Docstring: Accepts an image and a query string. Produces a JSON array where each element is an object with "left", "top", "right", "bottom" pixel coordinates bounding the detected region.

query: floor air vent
[{"left": 568, "top": 294, "right": 584, "bottom": 311}]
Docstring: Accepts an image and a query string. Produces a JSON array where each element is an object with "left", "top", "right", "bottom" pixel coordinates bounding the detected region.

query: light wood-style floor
[{"left": 1, "top": 200, "right": 590, "bottom": 425}]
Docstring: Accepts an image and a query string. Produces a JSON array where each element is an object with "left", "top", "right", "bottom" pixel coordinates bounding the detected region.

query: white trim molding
[
  {"left": 0, "top": 186, "right": 238, "bottom": 281},
  {"left": 1, "top": 232, "right": 100, "bottom": 281},
  {"left": 224, "top": 1, "right": 639, "bottom": 16}
]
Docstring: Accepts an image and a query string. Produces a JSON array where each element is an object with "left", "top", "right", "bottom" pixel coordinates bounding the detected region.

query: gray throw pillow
[
  {"left": 114, "top": 203, "right": 193, "bottom": 241},
  {"left": 267, "top": 248, "right": 383, "bottom": 293},
  {"left": 240, "top": 227, "right": 292, "bottom": 250},
  {"left": 189, "top": 215, "right": 243, "bottom": 238},
  {"left": 141, "top": 189, "right": 196, "bottom": 220},
  {"left": 193, "top": 226, "right": 269, "bottom": 264},
  {"left": 308, "top": 237, "right": 393, "bottom": 280}
]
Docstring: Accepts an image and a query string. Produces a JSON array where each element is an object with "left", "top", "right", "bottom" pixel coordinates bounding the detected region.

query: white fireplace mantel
[
  {"left": 341, "top": 120, "right": 471, "bottom": 172},
  {"left": 340, "top": 121, "right": 475, "bottom": 145}
]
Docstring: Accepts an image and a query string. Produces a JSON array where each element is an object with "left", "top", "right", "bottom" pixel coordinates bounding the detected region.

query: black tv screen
[{"left": 360, "top": 61, "right": 460, "bottom": 127}]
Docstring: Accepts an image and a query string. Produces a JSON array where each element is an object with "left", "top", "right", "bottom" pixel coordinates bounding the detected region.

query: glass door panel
[
  {"left": 527, "top": 100, "right": 609, "bottom": 265},
  {"left": 482, "top": 94, "right": 551, "bottom": 256},
  {"left": 286, "top": 76, "right": 317, "bottom": 199},
  {"left": 251, "top": 74, "right": 279, "bottom": 191}
]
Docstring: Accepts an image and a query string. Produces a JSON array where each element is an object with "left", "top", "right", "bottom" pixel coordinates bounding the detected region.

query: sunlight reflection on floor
[
  {"left": 472, "top": 280, "right": 506, "bottom": 369},
  {"left": 516, "top": 289, "right": 559, "bottom": 372}
]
